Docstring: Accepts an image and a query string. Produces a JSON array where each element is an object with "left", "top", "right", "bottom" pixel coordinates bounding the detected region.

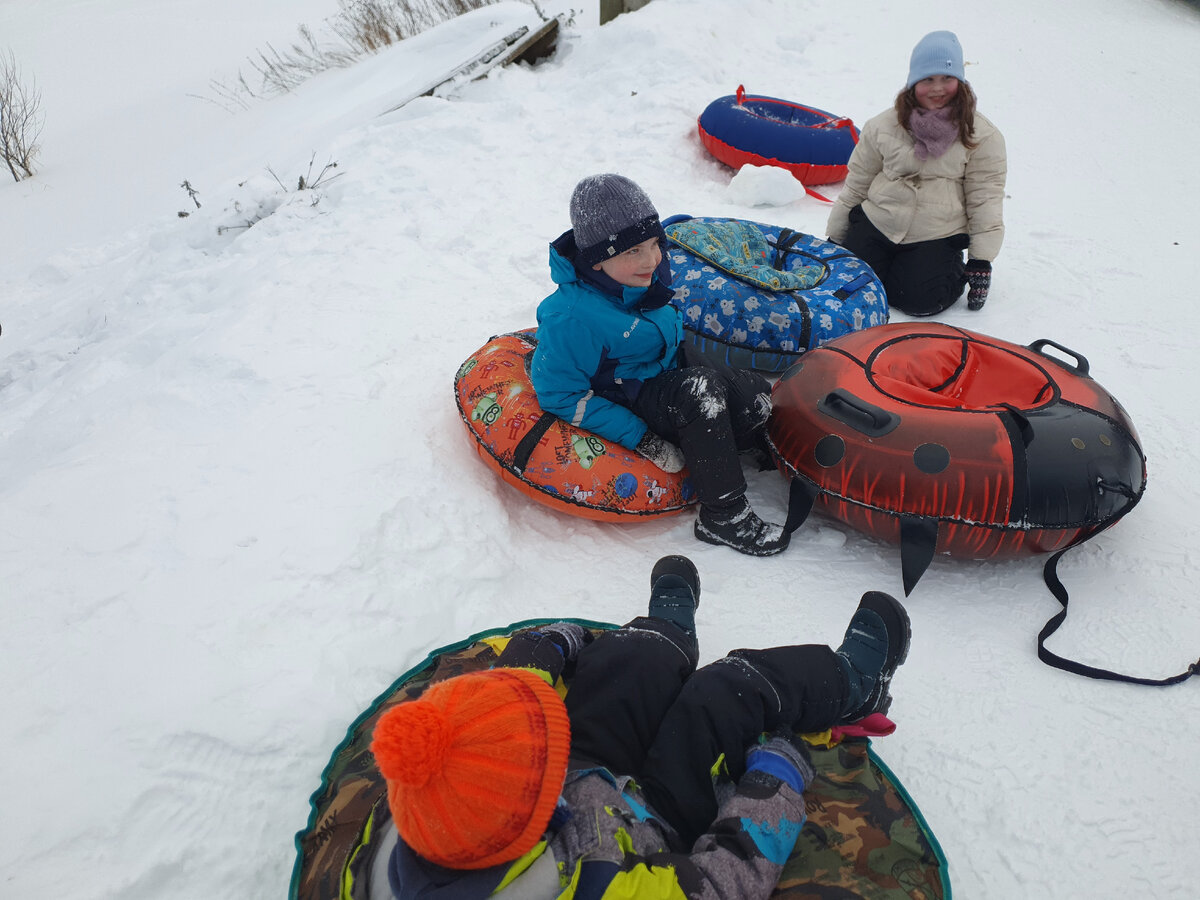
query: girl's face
[
  {"left": 592, "top": 237, "right": 663, "bottom": 287},
  {"left": 914, "top": 75, "right": 959, "bottom": 110}
]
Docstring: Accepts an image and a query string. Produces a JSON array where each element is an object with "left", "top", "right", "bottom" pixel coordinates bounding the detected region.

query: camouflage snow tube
[{"left": 290, "top": 621, "right": 950, "bottom": 900}]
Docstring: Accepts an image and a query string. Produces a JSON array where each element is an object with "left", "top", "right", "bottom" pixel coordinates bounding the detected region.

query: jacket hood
[
  {"left": 390, "top": 837, "right": 505, "bottom": 898},
  {"left": 548, "top": 229, "right": 674, "bottom": 311}
]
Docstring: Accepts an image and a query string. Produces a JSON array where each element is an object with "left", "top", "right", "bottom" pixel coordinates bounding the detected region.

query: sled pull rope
[{"left": 1039, "top": 546, "right": 1198, "bottom": 686}]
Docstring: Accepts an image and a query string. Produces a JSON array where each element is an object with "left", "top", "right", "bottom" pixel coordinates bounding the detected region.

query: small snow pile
[{"left": 725, "top": 164, "right": 809, "bottom": 207}]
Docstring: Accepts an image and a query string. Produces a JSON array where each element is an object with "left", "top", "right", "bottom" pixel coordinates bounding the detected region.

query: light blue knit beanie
[{"left": 906, "top": 31, "right": 964, "bottom": 88}]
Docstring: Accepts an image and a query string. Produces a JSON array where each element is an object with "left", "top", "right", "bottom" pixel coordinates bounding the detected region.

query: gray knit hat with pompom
[{"left": 569, "top": 174, "right": 665, "bottom": 269}]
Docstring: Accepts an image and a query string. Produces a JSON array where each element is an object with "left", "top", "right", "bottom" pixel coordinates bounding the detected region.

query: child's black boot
[
  {"left": 835, "top": 591, "right": 911, "bottom": 722},
  {"left": 648, "top": 555, "right": 700, "bottom": 634},
  {"left": 694, "top": 497, "right": 789, "bottom": 557}
]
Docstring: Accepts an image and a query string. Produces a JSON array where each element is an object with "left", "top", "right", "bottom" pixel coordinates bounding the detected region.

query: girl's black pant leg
[
  {"left": 887, "top": 234, "right": 968, "bottom": 316},
  {"left": 842, "top": 203, "right": 897, "bottom": 286},
  {"left": 841, "top": 204, "right": 968, "bottom": 316}
]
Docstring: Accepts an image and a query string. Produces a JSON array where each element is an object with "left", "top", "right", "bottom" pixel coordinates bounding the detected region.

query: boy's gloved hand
[
  {"left": 965, "top": 259, "right": 992, "bottom": 310},
  {"left": 635, "top": 432, "right": 686, "bottom": 473},
  {"left": 744, "top": 728, "right": 816, "bottom": 794},
  {"left": 538, "top": 622, "right": 593, "bottom": 663}
]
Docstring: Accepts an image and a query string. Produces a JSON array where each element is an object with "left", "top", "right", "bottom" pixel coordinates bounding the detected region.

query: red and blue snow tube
[{"left": 698, "top": 86, "right": 859, "bottom": 188}]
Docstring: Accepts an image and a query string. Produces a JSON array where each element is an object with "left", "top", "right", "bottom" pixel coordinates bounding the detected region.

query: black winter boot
[
  {"left": 648, "top": 555, "right": 700, "bottom": 633},
  {"left": 694, "top": 497, "right": 789, "bottom": 557},
  {"left": 835, "top": 591, "right": 911, "bottom": 722}
]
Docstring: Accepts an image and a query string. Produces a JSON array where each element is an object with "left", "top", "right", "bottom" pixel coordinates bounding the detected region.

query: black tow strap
[
  {"left": 786, "top": 474, "right": 1197, "bottom": 686},
  {"left": 1039, "top": 546, "right": 1199, "bottom": 686},
  {"left": 511, "top": 411, "right": 557, "bottom": 475}
]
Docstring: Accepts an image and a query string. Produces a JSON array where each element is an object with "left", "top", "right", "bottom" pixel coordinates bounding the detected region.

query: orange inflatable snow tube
[
  {"left": 454, "top": 330, "right": 697, "bottom": 522},
  {"left": 768, "top": 323, "right": 1146, "bottom": 592}
]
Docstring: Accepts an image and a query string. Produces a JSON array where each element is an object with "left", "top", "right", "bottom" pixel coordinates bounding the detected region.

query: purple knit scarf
[{"left": 909, "top": 107, "right": 958, "bottom": 160}]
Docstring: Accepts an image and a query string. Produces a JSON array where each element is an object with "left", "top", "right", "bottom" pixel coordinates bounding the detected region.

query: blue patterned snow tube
[{"left": 664, "top": 216, "right": 888, "bottom": 373}]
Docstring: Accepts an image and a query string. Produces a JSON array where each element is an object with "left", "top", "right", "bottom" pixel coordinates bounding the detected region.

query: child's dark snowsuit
[
  {"left": 562, "top": 616, "right": 846, "bottom": 847},
  {"left": 387, "top": 617, "right": 847, "bottom": 899}
]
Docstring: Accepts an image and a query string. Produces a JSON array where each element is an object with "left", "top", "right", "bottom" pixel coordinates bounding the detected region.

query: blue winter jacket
[{"left": 530, "top": 231, "right": 684, "bottom": 450}]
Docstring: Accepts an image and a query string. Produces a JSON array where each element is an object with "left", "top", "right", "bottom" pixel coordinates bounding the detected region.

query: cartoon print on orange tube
[{"left": 455, "top": 330, "right": 697, "bottom": 522}]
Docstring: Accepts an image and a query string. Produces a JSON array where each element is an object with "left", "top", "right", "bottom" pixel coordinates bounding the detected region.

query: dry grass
[{"left": 206, "top": 0, "right": 506, "bottom": 109}]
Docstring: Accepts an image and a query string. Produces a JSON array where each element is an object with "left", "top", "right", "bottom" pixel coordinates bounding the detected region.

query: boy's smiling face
[{"left": 592, "top": 237, "right": 663, "bottom": 288}]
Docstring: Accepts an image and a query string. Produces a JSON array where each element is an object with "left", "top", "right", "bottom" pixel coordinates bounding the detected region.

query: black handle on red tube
[
  {"left": 817, "top": 389, "right": 901, "bottom": 437},
  {"left": 1028, "top": 339, "right": 1090, "bottom": 377}
]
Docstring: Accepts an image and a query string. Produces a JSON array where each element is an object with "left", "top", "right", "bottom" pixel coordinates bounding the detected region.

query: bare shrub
[{"left": 1, "top": 49, "right": 44, "bottom": 182}]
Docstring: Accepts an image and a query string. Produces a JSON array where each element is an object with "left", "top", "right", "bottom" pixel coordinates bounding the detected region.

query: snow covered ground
[{"left": 2, "top": 0, "right": 1199, "bottom": 897}]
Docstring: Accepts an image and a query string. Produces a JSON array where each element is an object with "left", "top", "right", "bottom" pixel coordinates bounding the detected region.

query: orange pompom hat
[{"left": 370, "top": 668, "right": 571, "bottom": 870}]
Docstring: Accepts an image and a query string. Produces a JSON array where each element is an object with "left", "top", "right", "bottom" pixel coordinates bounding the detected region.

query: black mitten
[
  {"left": 965, "top": 259, "right": 992, "bottom": 310},
  {"left": 494, "top": 623, "right": 594, "bottom": 681},
  {"left": 538, "top": 622, "right": 593, "bottom": 663}
]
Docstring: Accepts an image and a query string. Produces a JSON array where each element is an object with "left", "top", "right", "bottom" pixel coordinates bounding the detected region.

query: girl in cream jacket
[{"left": 827, "top": 31, "right": 1006, "bottom": 316}]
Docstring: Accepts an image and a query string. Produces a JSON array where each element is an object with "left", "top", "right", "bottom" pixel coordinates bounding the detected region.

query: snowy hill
[{"left": 2, "top": 0, "right": 1199, "bottom": 898}]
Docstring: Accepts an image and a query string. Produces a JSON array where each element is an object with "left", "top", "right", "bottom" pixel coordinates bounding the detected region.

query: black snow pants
[
  {"left": 564, "top": 617, "right": 848, "bottom": 848},
  {"left": 842, "top": 203, "right": 969, "bottom": 317},
  {"left": 631, "top": 347, "right": 772, "bottom": 507}
]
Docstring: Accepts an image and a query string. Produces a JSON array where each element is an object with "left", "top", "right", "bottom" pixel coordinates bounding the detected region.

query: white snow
[
  {"left": 727, "top": 163, "right": 811, "bottom": 207},
  {"left": 2, "top": 0, "right": 1199, "bottom": 898}
]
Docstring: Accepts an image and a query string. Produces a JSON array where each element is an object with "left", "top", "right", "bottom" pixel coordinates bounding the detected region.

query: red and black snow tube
[
  {"left": 768, "top": 323, "right": 1147, "bottom": 593},
  {"left": 698, "top": 86, "right": 859, "bottom": 187}
]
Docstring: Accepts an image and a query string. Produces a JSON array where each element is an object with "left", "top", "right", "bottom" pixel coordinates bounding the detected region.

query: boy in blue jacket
[
  {"left": 530, "top": 174, "right": 787, "bottom": 556},
  {"left": 371, "top": 556, "right": 911, "bottom": 899}
]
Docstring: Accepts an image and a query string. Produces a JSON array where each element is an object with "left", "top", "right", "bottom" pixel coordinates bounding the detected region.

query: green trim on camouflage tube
[{"left": 868, "top": 746, "right": 952, "bottom": 898}]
